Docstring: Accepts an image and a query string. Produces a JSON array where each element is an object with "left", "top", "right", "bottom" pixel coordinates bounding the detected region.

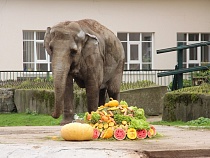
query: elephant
[{"left": 44, "top": 19, "right": 125, "bottom": 125}]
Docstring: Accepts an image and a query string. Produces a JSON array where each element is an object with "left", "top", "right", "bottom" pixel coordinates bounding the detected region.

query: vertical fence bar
[{"left": 177, "top": 43, "right": 183, "bottom": 89}]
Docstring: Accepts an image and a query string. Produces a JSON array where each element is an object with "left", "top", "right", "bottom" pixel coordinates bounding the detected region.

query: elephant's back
[{"left": 77, "top": 19, "right": 113, "bottom": 35}]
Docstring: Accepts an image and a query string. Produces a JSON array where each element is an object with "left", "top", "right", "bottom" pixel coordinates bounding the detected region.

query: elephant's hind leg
[
  {"left": 99, "top": 88, "right": 107, "bottom": 106},
  {"left": 107, "top": 79, "right": 121, "bottom": 101}
]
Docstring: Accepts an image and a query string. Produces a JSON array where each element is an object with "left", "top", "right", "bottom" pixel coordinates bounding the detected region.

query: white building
[{"left": 0, "top": 0, "right": 210, "bottom": 72}]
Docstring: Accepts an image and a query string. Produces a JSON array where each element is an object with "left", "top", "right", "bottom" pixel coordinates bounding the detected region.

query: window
[
  {"left": 177, "top": 33, "right": 210, "bottom": 68},
  {"left": 23, "top": 31, "right": 51, "bottom": 71},
  {"left": 117, "top": 32, "right": 153, "bottom": 70}
]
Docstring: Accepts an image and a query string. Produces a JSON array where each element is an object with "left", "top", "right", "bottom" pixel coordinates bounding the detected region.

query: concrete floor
[{"left": 0, "top": 116, "right": 210, "bottom": 158}]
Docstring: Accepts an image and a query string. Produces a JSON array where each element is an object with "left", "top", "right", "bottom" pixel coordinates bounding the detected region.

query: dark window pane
[
  {"left": 117, "top": 33, "right": 127, "bottom": 41},
  {"left": 130, "top": 44, "right": 138, "bottom": 60},
  {"left": 129, "top": 33, "right": 140, "bottom": 41},
  {"left": 201, "top": 46, "right": 210, "bottom": 62},
  {"left": 130, "top": 64, "right": 140, "bottom": 70},
  {"left": 142, "top": 33, "right": 152, "bottom": 41},
  {"left": 36, "top": 32, "right": 45, "bottom": 40},
  {"left": 122, "top": 42, "right": 127, "bottom": 62},
  {"left": 189, "top": 63, "right": 199, "bottom": 68},
  {"left": 23, "top": 41, "right": 34, "bottom": 62},
  {"left": 189, "top": 47, "right": 197, "bottom": 60},
  {"left": 50, "top": 64, "right": 52, "bottom": 71},
  {"left": 142, "top": 64, "right": 151, "bottom": 70},
  {"left": 189, "top": 33, "right": 199, "bottom": 41},
  {"left": 23, "top": 63, "right": 34, "bottom": 71},
  {"left": 177, "top": 33, "right": 187, "bottom": 41},
  {"left": 142, "top": 42, "right": 151, "bottom": 62},
  {"left": 177, "top": 42, "right": 186, "bottom": 46},
  {"left": 36, "top": 64, "right": 48, "bottom": 71},
  {"left": 23, "top": 31, "right": 34, "bottom": 40},
  {"left": 124, "top": 64, "right": 128, "bottom": 70},
  {"left": 201, "top": 34, "right": 210, "bottom": 41},
  {"left": 182, "top": 64, "right": 187, "bottom": 68},
  {"left": 36, "top": 43, "right": 46, "bottom": 60}
]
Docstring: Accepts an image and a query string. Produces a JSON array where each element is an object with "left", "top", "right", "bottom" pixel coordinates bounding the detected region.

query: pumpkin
[
  {"left": 60, "top": 122, "right": 93, "bottom": 141},
  {"left": 102, "top": 127, "right": 114, "bottom": 139},
  {"left": 127, "top": 128, "right": 137, "bottom": 140},
  {"left": 107, "top": 98, "right": 119, "bottom": 107}
]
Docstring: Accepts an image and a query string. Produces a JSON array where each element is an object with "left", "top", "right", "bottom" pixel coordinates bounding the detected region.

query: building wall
[{"left": 0, "top": 0, "right": 210, "bottom": 70}]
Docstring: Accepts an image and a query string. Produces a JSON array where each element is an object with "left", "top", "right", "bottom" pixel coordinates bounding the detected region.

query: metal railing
[
  {"left": 157, "top": 41, "right": 210, "bottom": 90},
  {"left": 0, "top": 70, "right": 192, "bottom": 86}
]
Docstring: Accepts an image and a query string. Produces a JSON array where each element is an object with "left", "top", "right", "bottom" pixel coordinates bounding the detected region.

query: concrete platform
[{"left": 0, "top": 119, "right": 210, "bottom": 158}]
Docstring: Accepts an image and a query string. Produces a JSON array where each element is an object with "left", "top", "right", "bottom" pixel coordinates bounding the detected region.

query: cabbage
[
  {"left": 129, "top": 106, "right": 146, "bottom": 120},
  {"left": 134, "top": 108, "right": 146, "bottom": 120},
  {"left": 114, "top": 114, "right": 131, "bottom": 124},
  {"left": 90, "top": 112, "right": 101, "bottom": 124},
  {"left": 129, "top": 118, "right": 150, "bottom": 130}
]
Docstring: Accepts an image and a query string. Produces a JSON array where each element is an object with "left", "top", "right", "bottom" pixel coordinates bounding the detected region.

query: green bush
[
  {"left": 168, "top": 79, "right": 192, "bottom": 90},
  {"left": 120, "top": 80, "right": 156, "bottom": 91},
  {"left": 0, "top": 78, "right": 156, "bottom": 92}
]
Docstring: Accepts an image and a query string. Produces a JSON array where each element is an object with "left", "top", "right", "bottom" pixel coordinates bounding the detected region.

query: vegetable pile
[{"left": 84, "top": 98, "right": 157, "bottom": 140}]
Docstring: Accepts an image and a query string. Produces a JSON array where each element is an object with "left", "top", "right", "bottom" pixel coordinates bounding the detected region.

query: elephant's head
[
  {"left": 44, "top": 22, "right": 98, "bottom": 119},
  {"left": 45, "top": 22, "right": 86, "bottom": 74}
]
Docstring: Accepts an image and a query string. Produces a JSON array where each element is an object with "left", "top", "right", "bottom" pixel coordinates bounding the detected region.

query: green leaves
[
  {"left": 129, "top": 118, "right": 150, "bottom": 130},
  {"left": 187, "top": 117, "right": 210, "bottom": 126}
]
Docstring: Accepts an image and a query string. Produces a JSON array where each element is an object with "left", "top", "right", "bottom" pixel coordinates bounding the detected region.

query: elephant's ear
[
  {"left": 85, "top": 33, "right": 99, "bottom": 44},
  {"left": 81, "top": 33, "right": 102, "bottom": 59},
  {"left": 44, "top": 27, "right": 52, "bottom": 56}
]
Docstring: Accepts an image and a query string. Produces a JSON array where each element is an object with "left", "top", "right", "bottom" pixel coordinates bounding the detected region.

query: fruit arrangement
[{"left": 84, "top": 98, "right": 157, "bottom": 140}]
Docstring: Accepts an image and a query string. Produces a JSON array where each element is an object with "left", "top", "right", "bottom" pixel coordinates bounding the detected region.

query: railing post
[
  {"left": 177, "top": 43, "right": 183, "bottom": 89},
  {"left": 47, "top": 71, "right": 50, "bottom": 81}
]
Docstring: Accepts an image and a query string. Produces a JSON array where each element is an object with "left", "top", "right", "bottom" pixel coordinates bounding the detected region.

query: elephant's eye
[
  {"left": 49, "top": 45, "right": 53, "bottom": 51},
  {"left": 70, "top": 49, "right": 77, "bottom": 56}
]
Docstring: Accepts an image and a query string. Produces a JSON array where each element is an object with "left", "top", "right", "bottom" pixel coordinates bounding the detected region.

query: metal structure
[{"left": 157, "top": 41, "right": 210, "bottom": 90}]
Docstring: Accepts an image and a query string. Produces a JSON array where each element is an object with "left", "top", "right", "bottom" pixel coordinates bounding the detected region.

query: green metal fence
[{"left": 157, "top": 41, "right": 210, "bottom": 90}]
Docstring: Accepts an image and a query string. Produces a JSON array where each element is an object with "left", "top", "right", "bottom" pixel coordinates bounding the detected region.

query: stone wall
[
  {"left": 120, "top": 86, "right": 167, "bottom": 116},
  {"left": 0, "top": 88, "right": 16, "bottom": 113},
  {"left": 3, "top": 86, "right": 167, "bottom": 116},
  {"left": 162, "top": 93, "right": 210, "bottom": 122},
  {"left": 14, "top": 89, "right": 54, "bottom": 114}
]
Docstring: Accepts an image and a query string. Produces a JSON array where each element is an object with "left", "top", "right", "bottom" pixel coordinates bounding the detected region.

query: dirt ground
[{"left": 0, "top": 116, "right": 210, "bottom": 158}]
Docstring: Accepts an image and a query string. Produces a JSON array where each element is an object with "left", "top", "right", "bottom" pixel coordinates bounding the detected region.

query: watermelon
[
  {"left": 150, "top": 125, "right": 156, "bottom": 136},
  {"left": 136, "top": 129, "right": 147, "bottom": 139},
  {"left": 93, "top": 128, "right": 100, "bottom": 139},
  {"left": 147, "top": 125, "right": 156, "bottom": 138},
  {"left": 113, "top": 128, "right": 126, "bottom": 140}
]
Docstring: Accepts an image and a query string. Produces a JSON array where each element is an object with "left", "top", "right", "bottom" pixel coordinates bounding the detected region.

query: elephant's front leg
[
  {"left": 85, "top": 80, "right": 100, "bottom": 113},
  {"left": 60, "top": 74, "right": 74, "bottom": 125}
]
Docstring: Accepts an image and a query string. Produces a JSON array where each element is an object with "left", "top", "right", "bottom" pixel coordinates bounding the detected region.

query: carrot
[
  {"left": 108, "top": 111, "right": 114, "bottom": 116},
  {"left": 99, "top": 112, "right": 104, "bottom": 116},
  {"left": 101, "top": 115, "right": 109, "bottom": 122}
]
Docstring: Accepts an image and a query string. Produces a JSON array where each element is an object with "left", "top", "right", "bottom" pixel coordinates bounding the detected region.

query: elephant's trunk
[{"left": 51, "top": 56, "right": 71, "bottom": 119}]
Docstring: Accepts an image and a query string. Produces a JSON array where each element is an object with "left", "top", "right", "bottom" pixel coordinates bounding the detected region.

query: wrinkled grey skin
[{"left": 44, "top": 19, "right": 125, "bottom": 125}]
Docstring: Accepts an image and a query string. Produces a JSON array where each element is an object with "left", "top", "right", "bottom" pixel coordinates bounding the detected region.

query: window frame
[
  {"left": 117, "top": 32, "right": 154, "bottom": 70},
  {"left": 177, "top": 33, "right": 210, "bottom": 68},
  {"left": 23, "top": 31, "right": 51, "bottom": 71}
]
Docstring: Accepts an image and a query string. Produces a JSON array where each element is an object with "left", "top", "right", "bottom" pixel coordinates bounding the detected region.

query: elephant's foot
[
  {"left": 60, "top": 114, "right": 74, "bottom": 126},
  {"left": 51, "top": 111, "right": 61, "bottom": 119},
  {"left": 60, "top": 119, "right": 72, "bottom": 126}
]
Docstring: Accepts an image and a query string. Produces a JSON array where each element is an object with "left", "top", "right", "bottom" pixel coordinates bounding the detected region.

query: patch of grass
[
  {"left": 0, "top": 113, "right": 62, "bottom": 126},
  {"left": 151, "top": 117, "right": 210, "bottom": 128}
]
